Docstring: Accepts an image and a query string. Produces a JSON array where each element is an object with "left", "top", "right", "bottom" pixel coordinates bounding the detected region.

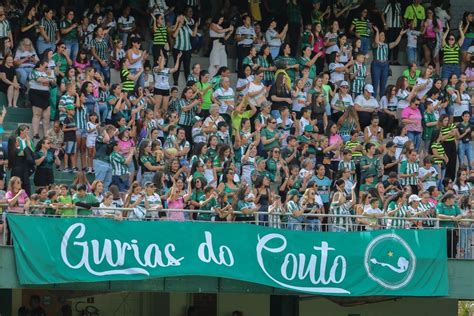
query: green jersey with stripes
[
  {"left": 58, "top": 94, "right": 75, "bottom": 123},
  {"left": 442, "top": 44, "right": 460, "bottom": 64},
  {"left": 298, "top": 56, "right": 317, "bottom": 79},
  {"left": 351, "top": 62, "right": 367, "bottom": 95},
  {"left": 430, "top": 142, "right": 446, "bottom": 164},
  {"left": 121, "top": 68, "right": 135, "bottom": 92},
  {"left": 352, "top": 18, "right": 370, "bottom": 37},
  {"left": 338, "top": 160, "right": 356, "bottom": 181},
  {"left": 90, "top": 37, "right": 109, "bottom": 62},
  {"left": 110, "top": 151, "right": 128, "bottom": 176},
  {"left": 39, "top": 17, "right": 58, "bottom": 42},
  {"left": 74, "top": 105, "right": 87, "bottom": 130},
  {"left": 153, "top": 26, "right": 168, "bottom": 45},
  {"left": 256, "top": 55, "right": 274, "bottom": 82},
  {"left": 373, "top": 43, "right": 389, "bottom": 61},
  {"left": 173, "top": 23, "right": 192, "bottom": 51},
  {"left": 388, "top": 201, "right": 409, "bottom": 228},
  {"left": 330, "top": 201, "right": 353, "bottom": 230},
  {"left": 399, "top": 160, "right": 419, "bottom": 185},
  {"left": 177, "top": 98, "right": 198, "bottom": 126}
]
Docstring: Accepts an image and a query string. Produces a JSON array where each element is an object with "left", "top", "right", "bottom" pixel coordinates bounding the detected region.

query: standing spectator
[
  {"left": 439, "top": 114, "right": 457, "bottom": 181},
  {"left": 371, "top": 26, "right": 405, "bottom": 98},
  {"left": 403, "top": 0, "right": 425, "bottom": 30},
  {"left": 29, "top": 59, "right": 55, "bottom": 139},
  {"left": 0, "top": 6, "right": 13, "bottom": 45},
  {"left": 324, "top": 20, "right": 339, "bottom": 63},
  {"left": 256, "top": 45, "right": 275, "bottom": 86},
  {"left": 60, "top": 9, "right": 79, "bottom": 60},
  {"left": 0, "top": 54, "right": 20, "bottom": 107},
  {"left": 126, "top": 37, "right": 148, "bottom": 88},
  {"left": 34, "top": 137, "right": 60, "bottom": 190},
  {"left": 94, "top": 125, "right": 116, "bottom": 191},
  {"left": 14, "top": 38, "right": 38, "bottom": 88},
  {"left": 90, "top": 26, "right": 111, "bottom": 83},
  {"left": 117, "top": 6, "right": 136, "bottom": 46},
  {"left": 8, "top": 125, "right": 34, "bottom": 195},
  {"left": 265, "top": 19, "right": 287, "bottom": 59},
  {"left": 286, "top": 0, "right": 302, "bottom": 57},
  {"left": 151, "top": 13, "right": 169, "bottom": 66},
  {"left": 350, "top": 8, "right": 371, "bottom": 55},
  {"left": 441, "top": 23, "right": 464, "bottom": 85},
  {"left": 401, "top": 97, "right": 423, "bottom": 151},
  {"left": 37, "top": 7, "right": 59, "bottom": 55},
  {"left": 457, "top": 111, "right": 472, "bottom": 170},
  {"left": 20, "top": 4, "right": 39, "bottom": 42},
  {"left": 436, "top": 193, "right": 462, "bottom": 258},
  {"left": 235, "top": 15, "right": 256, "bottom": 72},
  {"left": 383, "top": 0, "right": 402, "bottom": 64},
  {"left": 172, "top": 13, "right": 199, "bottom": 86},
  {"left": 421, "top": 8, "right": 441, "bottom": 69},
  {"left": 208, "top": 15, "right": 234, "bottom": 78},
  {"left": 108, "top": 140, "right": 135, "bottom": 192}
]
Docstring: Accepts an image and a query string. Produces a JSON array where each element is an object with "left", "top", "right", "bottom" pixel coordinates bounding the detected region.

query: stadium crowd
[{"left": 0, "top": 0, "right": 472, "bottom": 258}]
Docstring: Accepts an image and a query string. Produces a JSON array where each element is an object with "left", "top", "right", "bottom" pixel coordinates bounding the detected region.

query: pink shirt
[
  {"left": 465, "top": 67, "right": 474, "bottom": 88},
  {"left": 6, "top": 190, "right": 29, "bottom": 213},
  {"left": 118, "top": 138, "right": 135, "bottom": 156},
  {"left": 167, "top": 197, "right": 185, "bottom": 221},
  {"left": 401, "top": 107, "right": 423, "bottom": 132}
]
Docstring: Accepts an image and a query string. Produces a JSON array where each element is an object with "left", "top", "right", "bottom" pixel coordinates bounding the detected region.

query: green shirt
[
  {"left": 73, "top": 193, "right": 99, "bottom": 216},
  {"left": 58, "top": 195, "right": 75, "bottom": 216},
  {"left": 422, "top": 111, "right": 437, "bottom": 141},
  {"left": 52, "top": 53, "right": 67, "bottom": 74},
  {"left": 261, "top": 128, "right": 279, "bottom": 151},
  {"left": 198, "top": 195, "right": 217, "bottom": 221},
  {"left": 60, "top": 19, "right": 78, "bottom": 41},
  {"left": 197, "top": 82, "right": 212, "bottom": 110},
  {"left": 436, "top": 202, "right": 461, "bottom": 228},
  {"left": 298, "top": 56, "right": 317, "bottom": 79},
  {"left": 235, "top": 200, "right": 254, "bottom": 219}
]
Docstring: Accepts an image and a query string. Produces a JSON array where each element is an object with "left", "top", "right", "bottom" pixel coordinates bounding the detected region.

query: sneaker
[
  {"left": 91, "top": 168, "right": 95, "bottom": 173},
  {"left": 87, "top": 167, "right": 93, "bottom": 174},
  {"left": 33, "top": 134, "right": 40, "bottom": 140},
  {"left": 72, "top": 167, "right": 79, "bottom": 173},
  {"left": 63, "top": 168, "right": 72, "bottom": 173}
]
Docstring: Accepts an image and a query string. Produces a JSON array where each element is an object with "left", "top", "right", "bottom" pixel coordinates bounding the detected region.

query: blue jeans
[
  {"left": 92, "top": 60, "right": 111, "bottom": 84},
  {"left": 407, "top": 130, "right": 422, "bottom": 151},
  {"left": 63, "top": 39, "right": 79, "bottom": 61},
  {"left": 37, "top": 38, "right": 55, "bottom": 55},
  {"left": 305, "top": 218, "right": 321, "bottom": 231},
  {"left": 111, "top": 175, "right": 130, "bottom": 192},
  {"left": 130, "top": 68, "right": 144, "bottom": 88},
  {"left": 360, "top": 36, "right": 370, "bottom": 55},
  {"left": 97, "top": 103, "right": 108, "bottom": 123},
  {"left": 288, "top": 218, "right": 303, "bottom": 231},
  {"left": 271, "top": 109, "right": 281, "bottom": 120},
  {"left": 93, "top": 159, "right": 113, "bottom": 190},
  {"left": 270, "top": 46, "right": 280, "bottom": 59},
  {"left": 458, "top": 141, "right": 473, "bottom": 169},
  {"left": 16, "top": 67, "right": 33, "bottom": 86},
  {"left": 370, "top": 60, "right": 389, "bottom": 98},
  {"left": 407, "top": 47, "right": 417, "bottom": 65},
  {"left": 433, "top": 163, "right": 446, "bottom": 190}
]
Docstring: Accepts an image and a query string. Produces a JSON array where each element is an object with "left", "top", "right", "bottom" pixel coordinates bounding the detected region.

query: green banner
[{"left": 8, "top": 215, "right": 448, "bottom": 296}]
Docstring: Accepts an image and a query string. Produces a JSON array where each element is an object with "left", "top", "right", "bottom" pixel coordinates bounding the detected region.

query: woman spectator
[
  {"left": 311, "top": 23, "right": 325, "bottom": 74},
  {"left": 20, "top": 4, "right": 38, "bottom": 42},
  {"left": 107, "top": 140, "right": 135, "bottom": 192},
  {"left": 177, "top": 86, "right": 200, "bottom": 141},
  {"left": 441, "top": 23, "right": 464, "bottom": 85},
  {"left": 395, "top": 75, "right": 418, "bottom": 116},
  {"left": 242, "top": 46, "right": 258, "bottom": 73},
  {"left": 208, "top": 15, "right": 234, "bottom": 78},
  {"left": 8, "top": 125, "right": 34, "bottom": 195},
  {"left": 0, "top": 37, "right": 12, "bottom": 63},
  {"left": 166, "top": 176, "right": 189, "bottom": 221},
  {"left": 126, "top": 37, "right": 147, "bottom": 88},
  {"left": 439, "top": 114, "right": 458, "bottom": 180},
  {"left": 172, "top": 13, "right": 199, "bottom": 86},
  {"left": 217, "top": 166, "right": 239, "bottom": 203},
  {"left": 90, "top": 26, "right": 111, "bottom": 83},
  {"left": 6, "top": 176, "right": 30, "bottom": 214},
  {"left": 337, "top": 106, "right": 360, "bottom": 142},
  {"left": 324, "top": 20, "right": 340, "bottom": 63},
  {"left": 430, "top": 128, "right": 448, "bottom": 189},
  {"left": 150, "top": 14, "right": 168, "bottom": 66},
  {"left": 371, "top": 26, "right": 405, "bottom": 98},
  {"left": 203, "top": 104, "right": 225, "bottom": 135},
  {"left": 354, "top": 84, "right": 380, "bottom": 129},
  {"left": 401, "top": 97, "right": 423, "bottom": 151},
  {"left": 91, "top": 180, "right": 105, "bottom": 203},
  {"left": 402, "top": 63, "right": 421, "bottom": 88},
  {"left": 196, "top": 70, "right": 213, "bottom": 117},
  {"left": 212, "top": 77, "right": 235, "bottom": 122},
  {"left": 415, "top": 65, "right": 434, "bottom": 101},
  {"left": 452, "top": 81, "right": 472, "bottom": 123},
  {"left": 0, "top": 54, "right": 20, "bottom": 107},
  {"left": 33, "top": 137, "right": 60, "bottom": 190},
  {"left": 253, "top": 175, "right": 272, "bottom": 225},
  {"left": 265, "top": 19, "right": 288, "bottom": 59},
  {"left": 235, "top": 64, "right": 253, "bottom": 99},
  {"left": 234, "top": 183, "right": 257, "bottom": 222},
  {"left": 60, "top": 9, "right": 79, "bottom": 60},
  {"left": 330, "top": 180, "right": 356, "bottom": 232},
  {"left": 37, "top": 7, "right": 59, "bottom": 55},
  {"left": 274, "top": 43, "right": 298, "bottom": 84},
  {"left": 364, "top": 115, "right": 384, "bottom": 150},
  {"left": 421, "top": 8, "right": 441, "bottom": 69},
  {"left": 461, "top": 12, "right": 474, "bottom": 71},
  {"left": 453, "top": 168, "right": 472, "bottom": 197},
  {"left": 139, "top": 139, "right": 163, "bottom": 185},
  {"left": 14, "top": 38, "right": 38, "bottom": 88},
  {"left": 93, "top": 124, "right": 116, "bottom": 190},
  {"left": 269, "top": 72, "right": 292, "bottom": 119},
  {"left": 256, "top": 45, "right": 276, "bottom": 87},
  {"left": 299, "top": 45, "right": 321, "bottom": 82},
  {"left": 330, "top": 80, "right": 353, "bottom": 123},
  {"left": 29, "top": 59, "right": 55, "bottom": 139},
  {"left": 188, "top": 176, "right": 206, "bottom": 219},
  {"left": 300, "top": 186, "right": 324, "bottom": 231},
  {"left": 379, "top": 84, "right": 398, "bottom": 135},
  {"left": 437, "top": 193, "right": 463, "bottom": 258}
]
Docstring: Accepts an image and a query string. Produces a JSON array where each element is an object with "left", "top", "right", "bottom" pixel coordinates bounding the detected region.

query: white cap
[
  {"left": 409, "top": 194, "right": 422, "bottom": 203},
  {"left": 339, "top": 80, "right": 349, "bottom": 87},
  {"left": 364, "top": 84, "right": 374, "bottom": 94}
]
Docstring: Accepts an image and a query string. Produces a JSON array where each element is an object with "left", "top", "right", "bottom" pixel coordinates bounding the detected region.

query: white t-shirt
[
  {"left": 265, "top": 28, "right": 281, "bottom": 47},
  {"left": 331, "top": 93, "right": 354, "bottom": 113},
  {"left": 396, "top": 89, "right": 410, "bottom": 109},
  {"left": 406, "top": 30, "right": 421, "bottom": 48},
  {"left": 418, "top": 166, "right": 438, "bottom": 191},
  {"left": 248, "top": 81, "right": 266, "bottom": 106},
  {"left": 393, "top": 135, "right": 409, "bottom": 159},
  {"left": 329, "top": 62, "right": 345, "bottom": 83},
  {"left": 118, "top": 15, "right": 135, "bottom": 31},
  {"left": 236, "top": 76, "right": 253, "bottom": 97},
  {"left": 154, "top": 68, "right": 171, "bottom": 90},
  {"left": 451, "top": 92, "right": 470, "bottom": 117},
  {"left": 354, "top": 95, "right": 380, "bottom": 110},
  {"left": 213, "top": 87, "right": 235, "bottom": 114}
]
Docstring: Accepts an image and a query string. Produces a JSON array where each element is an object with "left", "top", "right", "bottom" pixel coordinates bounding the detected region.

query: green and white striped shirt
[
  {"left": 173, "top": 23, "right": 192, "bottom": 51},
  {"left": 373, "top": 43, "right": 389, "bottom": 62},
  {"left": 74, "top": 105, "right": 87, "bottom": 130},
  {"left": 352, "top": 62, "right": 366, "bottom": 95},
  {"left": 256, "top": 55, "right": 274, "bottom": 82},
  {"left": 110, "top": 151, "right": 128, "bottom": 176},
  {"left": 330, "top": 201, "right": 353, "bottom": 230},
  {"left": 177, "top": 98, "right": 198, "bottom": 126},
  {"left": 39, "top": 17, "right": 58, "bottom": 42},
  {"left": 338, "top": 160, "right": 356, "bottom": 181},
  {"left": 90, "top": 37, "right": 109, "bottom": 61},
  {"left": 0, "top": 19, "right": 11, "bottom": 38},
  {"left": 399, "top": 160, "right": 419, "bottom": 186},
  {"left": 58, "top": 94, "right": 75, "bottom": 123}
]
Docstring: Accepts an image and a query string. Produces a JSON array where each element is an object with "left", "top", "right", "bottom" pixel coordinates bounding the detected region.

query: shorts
[
  {"left": 86, "top": 137, "right": 96, "bottom": 148},
  {"left": 76, "top": 128, "right": 87, "bottom": 138},
  {"left": 441, "top": 64, "right": 461, "bottom": 80},
  {"left": 155, "top": 88, "right": 170, "bottom": 96},
  {"left": 29, "top": 89, "right": 50, "bottom": 109},
  {"left": 65, "top": 141, "right": 77, "bottom": 154}
]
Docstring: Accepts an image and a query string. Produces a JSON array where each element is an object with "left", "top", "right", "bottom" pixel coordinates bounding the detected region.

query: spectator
[
  {"left": 90, "top": 26, "right": 111, "bottom": 83},
  {"left": 126, "top": 37, "right": 147, "bottom": 89},
  {"left": 172, "top": 13, "right": 199, "bottom": 86},
  {"left": 14, "top": 38, "right": 38, "bottom": 88},
  {"left": 151, "top": 14, "right": 169, "bottom": 66},
  {"left": 60, "top": 9, "right": 79, "bottom": 60},
  {"left": 0, "top": 54, "right": 20, "bottom": 107},
  {"left": 117, "top": 6, "right": 136, "bottom": 45},
  {"left": 20, "top": 4, "right": 39, "bottom": 42},
  {"left": 235, "top": 15, "right": 256, "bottom": 71},
  {"left": 34, "top": 137, "right": 60, "bottom": 190},
  {"left": 37, "top": 7, "right": 59, "bottom": 55},
  {"left": 73, "top": 183, "right": 99, "bottom": 216},
  {"left": 208, "top": 15, "right": 234, "bottom": 78},
  {"left": 401, "top": 97, "right": 423, "bottom": 151}
]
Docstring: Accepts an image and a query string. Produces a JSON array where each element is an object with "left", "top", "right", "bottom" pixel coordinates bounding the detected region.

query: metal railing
[{"left": 1, "top": 207, "right": 473, "bottom": 260}]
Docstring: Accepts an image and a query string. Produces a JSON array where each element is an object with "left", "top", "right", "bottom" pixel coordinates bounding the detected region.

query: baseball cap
[
  {"left": 364, "top": 84, "right": 374, "bottom": 94},
  {"left": 386, "top": 141, "right": 395, "bottom": 148},
  {"left": 409, "top": 194, "right": 422, "bottom": 203},
  {"left": 339, "top": 81, "right": 349, "bottom": 87}
]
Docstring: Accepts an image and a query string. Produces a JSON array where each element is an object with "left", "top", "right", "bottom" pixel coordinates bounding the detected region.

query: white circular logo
[{"left": 364, "top": 233, "right": 416, "bottom": 290}]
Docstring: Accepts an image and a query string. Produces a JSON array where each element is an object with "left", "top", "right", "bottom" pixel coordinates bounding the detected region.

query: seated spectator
[
  {"left": 0, "top": 54, "right": 20, "bottom": 107},
  {"left": 14, "top": 37, "right": 38, "bottom": 87}
]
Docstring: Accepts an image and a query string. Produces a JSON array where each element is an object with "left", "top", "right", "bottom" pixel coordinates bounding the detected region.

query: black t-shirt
[
  {"left": 382, "top": 153, "right": 397, "bottom": 175},
  {"left": 269, "top": 85, "right": 291, "bottom": 112},
  {"left": 0, "top": 65, "right": 16, "bottom": 91},
  {"left": 63, "top": 116, "right": 76, "bottom": 142},
  {"left": 20, "top": 17, "right": 38, "bottom": 41},
  {"left": 457, "top": 122, "right": 471, "bottom": 143}
]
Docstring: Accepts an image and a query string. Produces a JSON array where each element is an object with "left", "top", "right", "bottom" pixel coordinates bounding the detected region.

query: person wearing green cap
[
  {"left": 62, "top": 104, "right": 77, "bottom": 173},
  {"left": 286, "top": 189, "right": 304, "bottom": 230}
]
